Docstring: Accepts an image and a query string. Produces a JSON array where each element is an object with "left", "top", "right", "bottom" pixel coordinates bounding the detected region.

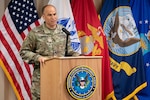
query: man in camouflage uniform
[{"left": 19, "top": 4, "right": 80, "bottom": 100}]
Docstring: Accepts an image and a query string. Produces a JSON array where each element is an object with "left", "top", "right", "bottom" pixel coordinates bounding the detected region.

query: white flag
[{"left": 48, "top": 0, "right": 81, "bottom": 53}]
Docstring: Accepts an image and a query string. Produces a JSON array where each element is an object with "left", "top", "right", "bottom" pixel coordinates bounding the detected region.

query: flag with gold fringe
[
  {"left": 100, "top": 0, "right": 147, "bottom": 99},
  {"left": 130, "top": 0, "right": 150, "bottom": 99},
  {"left": 71, "top": 0, "right": 116, "bottom": 99},
  {"left": 0, "top": 0, "right": 40, "bottom": 99}
]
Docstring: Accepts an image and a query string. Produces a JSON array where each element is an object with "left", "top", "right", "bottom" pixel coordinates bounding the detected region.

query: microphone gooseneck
[{"left": 62, "top": 28, "right": 71, "bottom": 56}]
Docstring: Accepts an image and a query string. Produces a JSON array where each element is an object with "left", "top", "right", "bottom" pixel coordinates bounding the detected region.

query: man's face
[{"left": 42, "top": 6, "right": 58, "bottom": 28}]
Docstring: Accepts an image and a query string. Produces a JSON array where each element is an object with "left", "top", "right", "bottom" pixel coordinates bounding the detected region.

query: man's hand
[{"left": 38, "top": 56, "right": 50, "bottom": 66}]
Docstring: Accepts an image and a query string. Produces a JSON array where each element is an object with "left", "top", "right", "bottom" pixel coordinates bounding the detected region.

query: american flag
[{"left": 0, "top": 0, "right": 40, "bottom": 99}]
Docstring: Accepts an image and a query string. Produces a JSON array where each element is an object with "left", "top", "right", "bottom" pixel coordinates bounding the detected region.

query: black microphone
[
  {"left": 62, "top": 28, "right": 71, "bottom": 56},
  {"left": 62, "top": 28, "right": 70, "bottom": 35}
]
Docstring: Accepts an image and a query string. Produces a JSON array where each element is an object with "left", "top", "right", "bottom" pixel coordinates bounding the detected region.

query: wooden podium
[{"left": 40, "top": 56, "right": 102, "bottom": 100}]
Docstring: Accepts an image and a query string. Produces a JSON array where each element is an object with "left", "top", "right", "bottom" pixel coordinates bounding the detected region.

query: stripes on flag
[{"left": 0, "top": 0, "right": 40, "bottom": 99}]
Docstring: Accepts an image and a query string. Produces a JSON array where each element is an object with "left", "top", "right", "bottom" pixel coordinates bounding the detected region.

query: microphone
[
  {"left": 62, "top": 28, "right": 71, "bottom": 56},
  {"left": 62, "top": 28, "right": 70, "bottom": 35}
]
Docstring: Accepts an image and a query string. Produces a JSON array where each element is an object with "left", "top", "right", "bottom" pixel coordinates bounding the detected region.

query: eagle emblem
[
  {"left": 67, "top": 65, "right": 96, "bottom": 100},
  {"left": 75, "top": 74, "right": 90, "bottom": 89}
]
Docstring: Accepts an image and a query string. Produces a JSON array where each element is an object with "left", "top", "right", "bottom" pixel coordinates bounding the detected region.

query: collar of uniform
[
  {"left": 42, "top": 23, "right": 59, "bottom": 34},
  {"left": 42, "top": 23, "right": 64, "bottom": 35}
]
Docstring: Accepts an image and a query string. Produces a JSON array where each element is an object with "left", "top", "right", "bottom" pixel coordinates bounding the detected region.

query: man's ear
[
  {"left": 40, "top": 16, "right": 45, "bottom": 23},
  {"left": 41, "top": 15, "right": 45, "bottom": 20}
]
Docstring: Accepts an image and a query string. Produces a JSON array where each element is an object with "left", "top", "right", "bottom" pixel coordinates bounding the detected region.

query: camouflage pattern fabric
[
  {"left": 19, "top": 23, "right": 80, "bottom": 100},
  {"left": 20, "top": 23, "right": 79, "bottom": 64},
  {"left": 31, "top": 68, "right": 40, "bottom": 100}
]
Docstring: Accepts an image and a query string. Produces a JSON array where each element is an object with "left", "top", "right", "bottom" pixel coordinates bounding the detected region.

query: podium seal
[{"left": 67, "top": 65, "right": 97, "bottom": 100}]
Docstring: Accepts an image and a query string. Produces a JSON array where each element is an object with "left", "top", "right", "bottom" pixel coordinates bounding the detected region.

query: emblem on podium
[{"left": 67, "top": 65, "right": 97, "bottom": 100}]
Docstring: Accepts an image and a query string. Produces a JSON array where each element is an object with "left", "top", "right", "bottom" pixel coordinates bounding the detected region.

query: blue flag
[
  {"left": 130, "top": 0, "right": 150, "bottom": 99},
  {"left": 100, "top": 0, "right": 146, "bottom": 99}
]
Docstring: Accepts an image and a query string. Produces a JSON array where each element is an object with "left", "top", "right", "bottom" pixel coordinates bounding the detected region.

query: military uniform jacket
[{"left": 19, "top": 23, "right": 79, "bottom": 64}]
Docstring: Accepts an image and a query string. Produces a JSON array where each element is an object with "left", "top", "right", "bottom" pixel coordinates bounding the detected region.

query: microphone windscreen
[{"left": 62, "top": 28, "right": 70, "bottom": 35}]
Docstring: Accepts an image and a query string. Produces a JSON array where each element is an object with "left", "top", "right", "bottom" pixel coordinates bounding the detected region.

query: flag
[
  {"left": 71, "top": 0, "right": 116, "bottom": 99},
  {"left": 100, "top": 0, "right": 147, "bottom": 99},
  {"left": 48, "top": 0, "right": 81, "bottom": 53},
  {"left": 130, "top": 0, "right": 150, "bottom": 99},
  {"left": 0, "top": 0, "right": 40, "bottom": 99}
]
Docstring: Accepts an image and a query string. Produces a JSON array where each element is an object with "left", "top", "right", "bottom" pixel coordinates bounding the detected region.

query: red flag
[
  {"left": 0, "top": 0, "right": 40, "bottom": 99},
  {"left": 71, "top": 0, "right": 116, "bottom": 99}
]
